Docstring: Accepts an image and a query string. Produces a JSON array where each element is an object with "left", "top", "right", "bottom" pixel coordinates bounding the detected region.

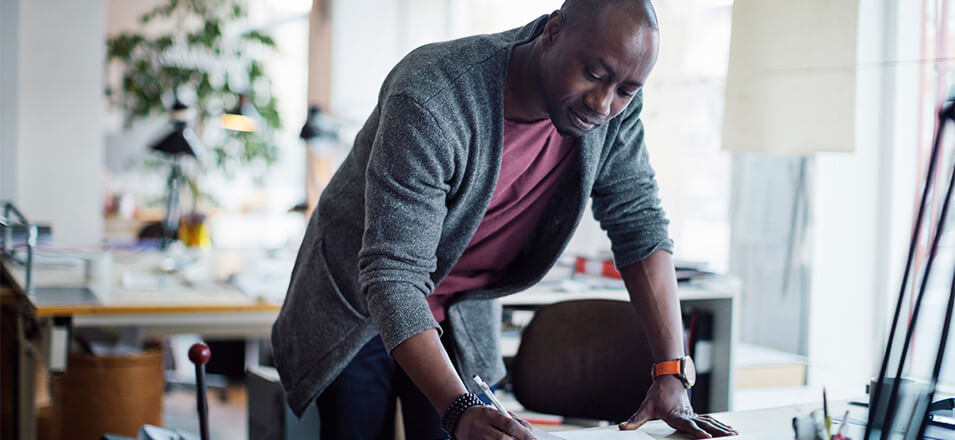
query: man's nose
[{"left": 584, "top": 84, "right": 613, "bottom": 117}]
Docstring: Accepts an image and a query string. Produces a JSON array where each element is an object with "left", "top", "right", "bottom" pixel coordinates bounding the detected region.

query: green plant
[{"left": 106, "top": 0, "right": 282, "bottom": 209}]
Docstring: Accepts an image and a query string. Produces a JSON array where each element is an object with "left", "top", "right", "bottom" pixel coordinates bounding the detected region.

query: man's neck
[{"left": 503, "top": 40, "right": 549, "bottom": 123}]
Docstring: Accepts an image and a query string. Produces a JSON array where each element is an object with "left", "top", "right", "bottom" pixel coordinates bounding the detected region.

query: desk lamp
[
  {"left": 867, "top": 92, "right": 955, "bottom": 440},
  {"left": 149, "top": 100, "right": 201, "bottom": 249},
  {"left": 0, "top": 202, "right": 36, "bottom": 293},
  {"left": 300, "top": 105, "right": 342, "bottom": 216}
]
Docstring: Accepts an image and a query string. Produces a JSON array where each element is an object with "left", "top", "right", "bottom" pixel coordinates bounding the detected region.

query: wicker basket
[{"left": 50, "top": 349, "right": 164, "bottom": 439}]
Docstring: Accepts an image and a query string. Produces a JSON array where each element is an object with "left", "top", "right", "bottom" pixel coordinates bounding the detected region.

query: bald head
[
  {"left": 560, "top": 0, "right": 658, "bottom": 34},
  {"left": 519, "top": 0, "right": 659, "bottom": 136}
]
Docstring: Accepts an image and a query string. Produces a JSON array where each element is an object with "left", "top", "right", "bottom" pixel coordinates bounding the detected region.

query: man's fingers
[
  {"left": 692, "top": 416, "right": 736, "bottom": 437},
  {"left": 668, "top": 416, "right": 713, "bottom": 439},
  {"left": 618, "top": 409, "right": 652, "bottom": 431},
  {"left": 503, "top": 418, "right": 535, "bottom": 440},
  {"left": 508, "top": 411, "right": 533, "bottom": 430},
  {"left": 490, "top": 410, "right": 536, "bottom": 440},
  {"left": 697, "top": 414, "right": 738, "bottom": 436},
  {"left": 697, "top": 415, "right": 738, "bottom": 436}
]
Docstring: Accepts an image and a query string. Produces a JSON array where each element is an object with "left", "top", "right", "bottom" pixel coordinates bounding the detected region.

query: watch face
[{"left": 683, "top": 356, "right": 697, "bottom": 388}]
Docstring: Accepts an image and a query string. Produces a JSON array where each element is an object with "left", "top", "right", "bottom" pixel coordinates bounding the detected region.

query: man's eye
[
  {"left": 617, "top": 88, "right": 636, "bottom": 97},
  {"left": 584, "top": 68, "right": 602, "bottom": 81}
]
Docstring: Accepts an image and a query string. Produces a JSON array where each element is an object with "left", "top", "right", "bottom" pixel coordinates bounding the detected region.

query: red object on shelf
[{"left": 574, "top": 256, "right": 621, "bottom": 279}]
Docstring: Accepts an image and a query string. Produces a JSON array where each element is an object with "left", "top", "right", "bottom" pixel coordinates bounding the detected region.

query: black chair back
[{"left": 510, "top": 299, "right": 654, "bottom": 422}]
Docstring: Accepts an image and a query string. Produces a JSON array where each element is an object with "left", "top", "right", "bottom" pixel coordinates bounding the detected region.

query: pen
[
  {"left": 472, "top": 374, "right": 511, "bottom": 418},
  {"left": 823, "top": 387, "right": 831, "bottom": 437}
]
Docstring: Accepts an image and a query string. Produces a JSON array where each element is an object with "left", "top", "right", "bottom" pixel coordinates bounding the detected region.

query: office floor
[{"left": 163, "top": 385, "right": 247, "bottom": 439}]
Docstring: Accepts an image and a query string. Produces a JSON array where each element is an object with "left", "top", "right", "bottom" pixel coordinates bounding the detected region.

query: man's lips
[{"left": 568, "top": 108, "right": 598, "bottom": 130}]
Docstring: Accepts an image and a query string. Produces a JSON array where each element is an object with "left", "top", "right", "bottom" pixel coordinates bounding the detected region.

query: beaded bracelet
[{"left": 441, "top": 392, "right": 484, "bottom": 438}]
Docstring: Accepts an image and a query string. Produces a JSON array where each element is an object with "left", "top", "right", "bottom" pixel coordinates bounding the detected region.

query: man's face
[{"left": 537, "top": 7, "right": 659, "bottom": 137}]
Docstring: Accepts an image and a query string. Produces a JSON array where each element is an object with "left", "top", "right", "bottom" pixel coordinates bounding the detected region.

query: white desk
[
  {"left": 1, "top": 249, "right": 286, "bottom": 329},
  {"left": 549, "top": 401, "right": 851, "bottom": 439},
  {"left": 500, "top": 278, "right": 739, "bottom": 413},
  {"left": 0, "top": 249, "right": 287, "bottom": 440}
]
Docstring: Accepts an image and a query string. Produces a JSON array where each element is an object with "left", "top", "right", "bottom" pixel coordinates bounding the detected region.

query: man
[{"left": 272, "top": 0, "right": 737, "bottom": 438}]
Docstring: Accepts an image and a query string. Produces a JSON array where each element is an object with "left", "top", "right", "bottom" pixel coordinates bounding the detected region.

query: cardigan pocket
[
  {"left": 273, "top": 236, "right": 366, "bottom": 390},
  {"left": 317, "top": 237, "right": 365, "bottom": 321}
]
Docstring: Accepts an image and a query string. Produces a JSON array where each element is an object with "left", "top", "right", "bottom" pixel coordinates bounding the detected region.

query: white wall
[
  {"left": 868, "top": 0, "right": 921, "bottom": 378},
  {"left": 807, "top": 0, "right": 920, "bottom": 391},
  {"left": 328, "top": 0, "right": 562, "bottom": 124},
  {"left": 329, "top": 0, "right": 404, "bottom": 123},
  {"left": 642, "top": 1, "right": 733, "bottom": 269},
  {"left": 0, "top": 0, "right": 18, "bottom": 203},
  {"left": 6, "top": 0, "right": 106, "bottom": 245},
  {"left": 329, "top": 0, "right": 454, "bottom": 123}
]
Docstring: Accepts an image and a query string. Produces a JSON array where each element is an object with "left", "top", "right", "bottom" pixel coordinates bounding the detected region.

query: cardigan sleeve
[
  {"left": 358, "top": 94, "right": 454, "bottom": 353},
  {"left": 590, "top": 91, "right": 674, "bottom": 269}
]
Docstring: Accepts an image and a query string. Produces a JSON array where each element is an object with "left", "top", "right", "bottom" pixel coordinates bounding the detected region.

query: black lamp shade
[
  {"left": 299, "top": 105, "right": 339, "bottom": 141},
  {"left": 299, "top": 121, "right": 321, "bottom": 140},
  {"left": 150, "top": 121, "right": 200, "bottom": 158}
]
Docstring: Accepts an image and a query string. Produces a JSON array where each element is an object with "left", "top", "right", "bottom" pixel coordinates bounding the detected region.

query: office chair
[{"left": 510, "top": 299, "right": 654, "bottom": 423}]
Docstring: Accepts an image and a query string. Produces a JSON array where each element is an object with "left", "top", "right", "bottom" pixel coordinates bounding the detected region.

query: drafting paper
[{"left": 540, "top": 427, "right": 655, "bottom": 439}]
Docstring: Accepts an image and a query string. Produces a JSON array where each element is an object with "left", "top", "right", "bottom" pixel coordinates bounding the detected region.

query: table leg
[{"left": 20, "top": 316, "right": 37, "bottom": 440}]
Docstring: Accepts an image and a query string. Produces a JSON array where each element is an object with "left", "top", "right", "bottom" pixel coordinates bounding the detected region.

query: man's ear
[{"left": 542, "top": 10, "right": 565, "bottom": 49}]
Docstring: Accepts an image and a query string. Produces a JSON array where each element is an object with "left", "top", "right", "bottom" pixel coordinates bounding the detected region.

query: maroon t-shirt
[{"left": 428, "top": 118, "right": 577, "bottom": 322}]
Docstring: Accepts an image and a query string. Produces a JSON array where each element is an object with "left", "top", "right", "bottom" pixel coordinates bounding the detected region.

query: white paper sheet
[
  {"left": 531, "top": 429, "right": 569, "bottom": 440},
  {"left": 535, "top": 427, "right": 655, "bottom": 439}
]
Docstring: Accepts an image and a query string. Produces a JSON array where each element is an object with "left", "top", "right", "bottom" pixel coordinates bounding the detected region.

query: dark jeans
[{"left": 315, "top": 326, "right": 455, "bottom": 440}]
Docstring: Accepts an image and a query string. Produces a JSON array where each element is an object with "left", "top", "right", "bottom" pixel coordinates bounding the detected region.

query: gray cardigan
[{"left": 271, "top": 16, "right": 672, "bottom": 417}]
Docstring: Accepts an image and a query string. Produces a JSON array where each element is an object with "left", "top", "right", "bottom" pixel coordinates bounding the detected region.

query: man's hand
[
  {"left": 454, "top": 406, "right": 537, "bottom": 440},
  {"left": 618, "top": 375, "right": 737, "bottom": 438}
]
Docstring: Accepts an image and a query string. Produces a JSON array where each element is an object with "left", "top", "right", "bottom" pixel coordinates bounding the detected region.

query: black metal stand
[
  {"left": 160, "top": 162, "right": 183, "bottom": 249},
  {"left": 866, "top": 96, "right": 955, "bottom": 439}
]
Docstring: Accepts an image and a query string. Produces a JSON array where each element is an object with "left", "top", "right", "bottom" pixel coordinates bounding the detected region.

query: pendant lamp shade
[
  {"left": 299, "top": 105, "right": 338, "bottom": 141},
  {"left": 721, "top": 0, "right": 859, "bottom": 155},
  {"left": 222, "top": 94, "right": 259, "bottom": 133}
]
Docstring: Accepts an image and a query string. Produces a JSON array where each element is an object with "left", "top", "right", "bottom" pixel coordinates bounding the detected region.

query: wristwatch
[{"left": 650, "top": 355, "right": 696, "bottom": 389}]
